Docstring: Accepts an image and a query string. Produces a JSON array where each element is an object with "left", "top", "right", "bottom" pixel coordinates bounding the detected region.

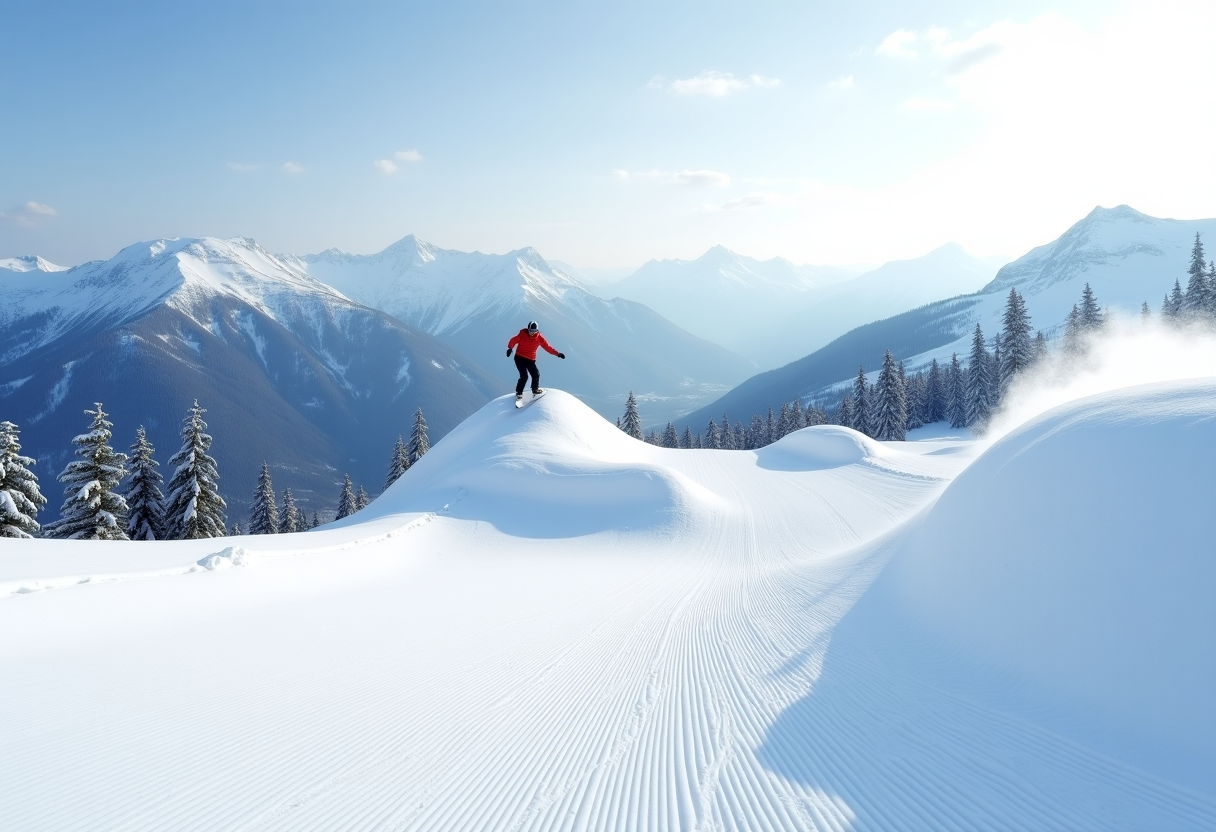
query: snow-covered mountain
[
  {"left": 610, "top": 246, "right": 858, "bottom": 364},
  {"left": 676, "top": 206, "right": 1216, "bottom": 429},
  {"left": 294, "top": 237, "right": 757, "bottom": 424},
  {"left": 4, "top": 381, "right": 1211, "bottom": 828},
  {"left": 0, "top": 237, "right": 500, "bottom": 520},
  {"left": 610, "top": 244, "right": 1002, "bottom": 368}
]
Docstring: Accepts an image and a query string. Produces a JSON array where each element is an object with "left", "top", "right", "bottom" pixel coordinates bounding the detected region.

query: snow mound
[
  {"left": 354, "top": 390, "right": 724, "bottom": 537},
  {"left": 755, "top": 424, "right": 885, "bottom": 470},
  {"left": 857, "top": 378, "right": 1216, "bottom": 789},
  {"left": 195, "top": 546, "right": 250, "bottom": 571}
]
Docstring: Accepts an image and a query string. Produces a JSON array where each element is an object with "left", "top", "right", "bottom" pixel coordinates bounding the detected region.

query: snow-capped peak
[{"left": 0, "top": 255, "right": 68, "bottom": 273}]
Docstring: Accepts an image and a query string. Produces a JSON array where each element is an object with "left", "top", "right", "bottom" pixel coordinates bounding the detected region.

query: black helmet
[{"left": 527, "top": 320, "right": 539, "bottom": 333}]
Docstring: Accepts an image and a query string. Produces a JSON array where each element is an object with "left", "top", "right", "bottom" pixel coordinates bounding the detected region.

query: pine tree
[
  {"left": 336, "top": 474, "right": 357, "bottom": 519},
  {"left": 705, "top": 417, "right": 721, "bottom": 449},
  {"left": 164, "top": 400, "right": 226, "bottom": 539},
  {"left": 123, "top": 426, "right": 165, "bottom": 541},
  {"left": 1164, "top": 280, "right": 1184, "bottom": 318},
  {"left": 790, "top": 399, "right": 804, "bottom": 432},
  {"left": 965, "top": 324, "right": 992, "bottom": 428},
  {"left": 620, "top": 392, "right": 642, "bottom": 440},
  {"left": 1208, "top": 261, "right": 1216, "bottom": 316},
  {"left": 356, "top": 485, "right": 370, "bottom": 510},
  {"left": 999, "top": 287, "right": 1033, "bottom": 391},
  {"left": 1033, "top": 330, "right": 1047, "bottom": 362},
  {"left": 946, "top": 353, "right": 966, "bottom": 429},
  {"left": 662, "top": 422, "right": 678, "bottom": 448},
  {"left": 0, "top": 420, "right": 47, "bottom": 538},
  {"left": 837, "top": 393, "right": 854, "bottom": 428},
  {"left": 776, "top": 403, "right": 791, "bottom": 440},
  {"left": 279, "top": 488, "right": 301, "bottom": 533},
  {"left": 44, "top": 403, "right": 129, "bottom": 540},
  {"left": 311, "top": 511, "right": 320, "bottom": 529},
  {"left": 1063, "top": 303, "right": 1083, "bottom": 351},
  {"left": 851, "top": 365, "right": 870, "bottom": 436},
  {"left": 408, "top": 408, "right": 430, "bottom": 463},
  {"left": 1141, "top": 301, "right": 1151, "bottom": 322},
  {"left": 1183, "top": 232, "right": 1208, "bottom": 315},
  {"left": 680, "top": 426, "right": 693, "bottom": 449},
  {"left": 230, "top": 521, "right": 242, "bottom": 535},
  {"left": 249, "top": 461, "right": 279, "bottom": 535},
  {"left": 871, "top": 350, "right": 907, "bottom": 441},
  {"left": 765, "top": 407, "right": 776, "bottom": 445},
  {"left": 1078, "top": 283, "right": 1102, "bottom": 330},
  {"left": 925, "top": 358, "right": 944, "bottom": 423},
  {"left": 720, "top": 413, "right": 735, "bottom": 449},
  {"left": 906, "top": 371, "right": 925, "bottom": 431},
  {"left": 384, "top": 435, "right": 409, "bottom": 490},
  {"left": 748, "top": 414, "right": 765, "bottom": 448},
  {"left": 732, "top": 420, "right": 745, "bottom": 450}
]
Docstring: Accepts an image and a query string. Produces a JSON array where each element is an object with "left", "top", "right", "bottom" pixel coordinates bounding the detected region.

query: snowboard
[{"left": 515, "top": 389, "right": 546, "bottom": 409}]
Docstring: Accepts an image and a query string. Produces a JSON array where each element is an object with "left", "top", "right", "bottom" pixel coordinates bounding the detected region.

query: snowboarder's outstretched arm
[{"left": 537, "top": 334, "right": 563, "bottom": 358}]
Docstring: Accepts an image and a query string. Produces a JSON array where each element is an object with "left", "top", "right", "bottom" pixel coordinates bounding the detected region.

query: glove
[
  {"left": 557, "top": 352, "right": 565, "bottom": 359},
  {"left": 506, "top": 349, "right": 513, "bottom": 357}
]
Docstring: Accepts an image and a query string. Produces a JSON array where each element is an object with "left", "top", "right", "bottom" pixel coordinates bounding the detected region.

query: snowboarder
[{"left": 507, "top": 320, "right": 564, "bottom": 403}]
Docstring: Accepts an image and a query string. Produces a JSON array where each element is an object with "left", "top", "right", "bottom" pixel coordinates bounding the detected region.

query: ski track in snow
[{"left": 1, "top": 390, "right": 1212, "bottom": 831}]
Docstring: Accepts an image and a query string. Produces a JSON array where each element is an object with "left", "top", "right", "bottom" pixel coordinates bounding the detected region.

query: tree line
[
  {"left": 0, "top": 402, "right": 431, "bottom": 540},
  {"left": 621, "top": 232, "right": 1214, "bottom": 447}
]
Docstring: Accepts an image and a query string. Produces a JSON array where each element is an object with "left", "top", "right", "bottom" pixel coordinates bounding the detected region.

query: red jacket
[{"left": 508, "top": 329, "right": 559, "bottom": 360}]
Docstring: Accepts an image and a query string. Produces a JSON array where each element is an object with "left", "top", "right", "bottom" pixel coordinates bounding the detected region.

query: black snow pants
[{"left": 514, "top": 355, "right": 540, "bottom": 394}]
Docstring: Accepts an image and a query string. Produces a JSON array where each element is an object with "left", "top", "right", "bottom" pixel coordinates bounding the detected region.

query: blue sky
[{"left": 2, "top": 0, "right": 1213, "bottom": 268}]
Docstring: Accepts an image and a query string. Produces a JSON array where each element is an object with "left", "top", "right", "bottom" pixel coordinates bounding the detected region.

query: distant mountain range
[
  {"left": 672, "top": 206, "right": 1216, "bottom": 432},
  {"left": 293, "top": 237, "right": 757, "bottom": 425}
]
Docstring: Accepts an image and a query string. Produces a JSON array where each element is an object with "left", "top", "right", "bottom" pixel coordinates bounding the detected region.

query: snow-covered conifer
[
  {"left": 777, "top": 403, "right": 791, "bottom": 440},
  {"left": 620, "top": 393, "right": 643, "bottom": 440},
  {"left": 384, "top": 435, "right": 409, "bottom": 490},
  {"left": 124, "top": 426, "right": 165, "bottom": 540},
  {"left": 249, "top": 461, "right": 279, "bottom": 535},
  {"left": 409, "top": 408, "right": 430, "bottom": 463},
  {"left": 1078, "top": 283, "right": 1102, "bottom": 330},
  {"left": 999, "top": 287, "right": 1033, "bottom": 391},
  {"left": 680, "top": 426, "right": 693, "bottom": 449},
  {"left": 0, "top": 420, "right": 47, "bottom": 538},
  {"left": 662, "top": 422, "right": 678, "bottom": 448},
  {"left": 965, "top": 325, "right": 992, "bottom": 428},
  {"left": 720, "top": 414, "right": 735, "bottom": 449},
  {"left": 230, "top": 521, "right": 242, "bottom": 535},
  {"left": 705, "top": 417, "right": 721, "bottom": 449},
  {"left": 1183, "top": 232, "right": 1208, "bottom": 315},
  {"left": 791, "top": 399, "right": 804, "bottom": 431},
  {"left": 278, "top": 488, "right": 300, "bottom": 533},
  {"left": 851, "top": 366, "right": 870, "bottom": 437},
  {"left": 946, "top": 354, "right": 966, "bottom": 429},
  {"left": 164, "top": 401, "right": 226, "bottom": 539},
  {"left": 906, "top": 371, "right": 925, "bottom": 431},
  {"left": 747, "top": 414, "right": 764, "bottom": 448},
  {"left": 1164, "top": 280, "right": 1184, "bottom": 318},
  {"left": 356, "top": 485, "right": 370, "bottom": 510},
  {"left": 45, "top": 403, "right": 129, "bottom": 540},
  {"left": 1033, "top": 330, "right": 1047, "bottom": 362},
  {"left": 311, "top": 511, "right": 320, "bottom": 529},
  {"left": 925, "top": 358, "right": 944, "bottom": 423},
  {"left": 1141, "top": 301, "right": 1151, "bottom": 322},
  {"left": 1063, "top": 304, "right": 1083, "bottom": 352},
  {"left": 765, "top": 407, "right": 776, "bottom": 445},
  {"left": 336, "top": 474, "right": 357, "bottom": 519},
  {"left": 871, "top": 350, "right": 907, "bottom": 441},
  {"left": 838, "top": 393, "right": 854, "bottom": 428},
  {"left": 1208, "top": 261, "right": 1216, "bottom": 316}
]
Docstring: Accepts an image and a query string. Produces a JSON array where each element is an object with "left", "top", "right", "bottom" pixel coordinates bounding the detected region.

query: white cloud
[
  {"left": 226, "top": 162, "right": 259, "bottom": 173},
  {"left": 662, "top": 70, "right": 781, "bottom": 97},
  {"left": 699, "top": 192, "right": 783, "bottom": 212},
  {"left": 394, "top": 149, "right": 423, "bottom": 163},
  {"left": 828, "top": 75, "right": 854, "bottom": 90},
  {"left": 0, "top": 201, "right": 58, "bottom": 227},
  {"left": 613, "top": 169, "right": 730, "bottom": 187},
  {"left": 877, "top": 29, "right": 919, "bottom": 58},
  {"left": 281, "top": 161, "right": 304, "bottom": 174},
  {"left": 373, "top": 159, "right": 398, "bottom": 174}
]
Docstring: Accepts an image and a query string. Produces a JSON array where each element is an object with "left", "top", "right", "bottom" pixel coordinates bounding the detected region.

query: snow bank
[
  {"left": 349, "top": 390, "right": 724, "bottom": 537},
  {"left": 755, "top": 424, "right": 884, "bottom": 471},
  {"left": 855, "top": 378, "right": 1216, "bottom": 789}
]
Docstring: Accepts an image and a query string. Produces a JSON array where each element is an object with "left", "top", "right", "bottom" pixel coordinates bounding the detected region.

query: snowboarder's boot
[
  {"left": 516, "top": 392, "right": 524, "bottom": 403},
  {"left": 532, "top": 388, "right": 544, "bottom": 396}
]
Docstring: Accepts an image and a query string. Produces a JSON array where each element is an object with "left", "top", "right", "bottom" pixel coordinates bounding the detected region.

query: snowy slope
[
  {"left": 294, "top": 237, "right": 757, "bottom": 424},
  {"left": 2, "top": 383, "right": 1212, "bottom": 830},
  {"left": 0, "top": 237, "right": 500, "bottom": 519}
]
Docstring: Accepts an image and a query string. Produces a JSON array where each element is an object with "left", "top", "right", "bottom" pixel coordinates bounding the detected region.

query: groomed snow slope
[{"left": 2, "top": 388, "right": 1213, "bottom": 831}]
